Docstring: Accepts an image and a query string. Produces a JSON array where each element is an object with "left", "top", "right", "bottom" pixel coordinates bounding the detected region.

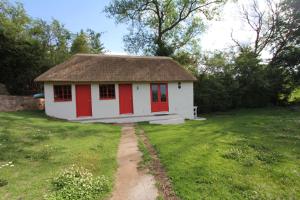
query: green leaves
[
  {"left": 70, "top": 30, "right": 105, "bottom": 54},
  {"left": 105, "top": 0, "right": 227, "bottom": 56},
  {"left": 71, "top": 30, "right": 91, "bottom": 54}
]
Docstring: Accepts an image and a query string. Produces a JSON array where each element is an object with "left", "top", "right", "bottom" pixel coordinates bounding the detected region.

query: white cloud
[{"left": 200, "top": 0, "right": 275, "bottom": 56}]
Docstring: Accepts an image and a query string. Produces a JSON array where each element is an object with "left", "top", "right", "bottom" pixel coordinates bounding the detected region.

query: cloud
[{"left": 200, "top": 0, "right": 274, "bottom": 55}]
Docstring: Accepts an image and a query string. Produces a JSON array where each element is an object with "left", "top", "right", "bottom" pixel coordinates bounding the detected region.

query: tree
[
  {"left": 0, "top": 28, "right": 47, "bottom": 94},
  {"left": 87, "top": 29, "right": 105, "bottom": 54},
  {"left": 267, "top": 0, "right": 300, "bottom": 102},
  {"left": 71, "top": 29, "right": 105, "bottom": 54},
  {"left": 50, "top": 20, "right": 72, "bottom": 64},
  {"left": 231, "top": 0, "right": 276, "bottom": 55},
  {"left": 0, "top": 0, "right": 45, "bottom": 94},
  {"left": 172, "top": 43, "right": 202, "bottom": 74},
  {"left": 71, "top": 30, "right": 90, "bottom": 54},
  {"left": 234, "top": 48, "right": 271, "bottom": 107},
  {"left": 105, "top": 0, "right": 227, "bottom": 56},
  {"left": 30, "top": 19, "right": 71, "bottom": 65},
  {"left": 0, "top": 0, "right": 30, "bottom": 40},
  {"left": 269, "top": 0, "right": 300, "bottom": 63},
  {"left": 231, "top": 0, "right": 299, "bottom": 61},
  {"left": 231, "top": 0, "right": 300, "bottom": 104},
  {"left": 194, "top": 51, "right": 238, "bottom": 112}
]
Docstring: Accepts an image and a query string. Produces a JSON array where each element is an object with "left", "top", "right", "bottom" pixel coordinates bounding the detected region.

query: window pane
[
  {"left": 54, "top": 86, "right": 59, "bottom": 99},
  {"left": 99, "top": 84, "right": 115, "bottom": 99},
  {"left": 151, "top": 84, "right": 158, "bottom": 102},
  {"left": 160, "top": 84, "right": 167, "bottom": 102},
  {"left": 54, "top": 85, "right": 71, "bottom": 101}
]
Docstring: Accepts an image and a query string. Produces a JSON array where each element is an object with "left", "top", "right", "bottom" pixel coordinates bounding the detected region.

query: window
[
  {"left": 99, "top": 84, "right": 115, "bottom": 99},
  {"left": 151, "top": 84, "right": 159, "bottom": 102},
  {"left": 160, "top": 84, "right": 167, "bottom": 102},
  {"left": 54, "top": 85, "right": 72, "bottom": 101}
]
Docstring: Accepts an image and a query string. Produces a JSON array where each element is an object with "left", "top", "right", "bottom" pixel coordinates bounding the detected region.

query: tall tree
[
  {"left": 71, "top": 30, "right": 105, "bottom": 54},
  {"left": 105, "top": 0, "right": 227, "bottom": 56},
  {"left": 50, "top": 19, "right": 71, "bottom": 64},
  {"left": 70, "top": 30, "right": 90, "bottom": 54},
  {"left": 232, "top": 0, "right": 300, "bottom": 62},
  {"left": 0, "top": 0, "right": 44, "bottom": 94},
  {"left": 87, "top": 29, "right": 105, "bottom": 54},
  {"left": 30, "top": 19, "right": 71, "bottom": 65},
  {"left": 231, "top": 0, "right": 300, "bottom": 103}
]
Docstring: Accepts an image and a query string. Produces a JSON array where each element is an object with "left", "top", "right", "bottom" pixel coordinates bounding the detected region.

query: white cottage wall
[
  {"left": 44, "top": 82, "right": 194, "bottom": 120},
  {"left": 91, "top": 83, "right": 120, "bottom": 118},
  {"left": 44, "top": 83, "right": 76, "bottom": 119},
  {"left": 168, "top": 82, "right": 194, "bottom": 119}
]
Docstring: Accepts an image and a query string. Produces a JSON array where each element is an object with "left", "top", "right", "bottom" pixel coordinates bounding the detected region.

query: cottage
[{"left": 35, "top": 54, "right": 196, "bottom": 123}]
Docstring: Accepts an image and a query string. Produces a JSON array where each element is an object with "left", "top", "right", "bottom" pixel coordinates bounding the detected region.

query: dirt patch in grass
[{"left": 137, "top": 128, "right": 179, "bottom": 200}]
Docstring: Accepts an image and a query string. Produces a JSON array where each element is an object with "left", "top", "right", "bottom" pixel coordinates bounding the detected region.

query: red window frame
[
  {"left": 53, "top": 85, "right": 72, "bottom": 102},
  {"left": 99, "top": 84, "right": 115, "bottom": 100}
]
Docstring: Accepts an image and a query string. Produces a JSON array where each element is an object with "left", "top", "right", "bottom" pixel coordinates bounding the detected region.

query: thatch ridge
[{"left": 35, "top": 54, "right": 196, "bottom": 82}]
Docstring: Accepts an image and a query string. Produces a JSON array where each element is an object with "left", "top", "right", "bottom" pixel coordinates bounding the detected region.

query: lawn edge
[{"left": 136, "top": 126, "right": 180, "bottom": 200}]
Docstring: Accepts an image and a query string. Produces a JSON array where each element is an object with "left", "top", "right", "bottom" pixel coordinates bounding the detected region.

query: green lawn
[
  {"left": 0, "top": 111, "right": 120, "bottom": 200},
  {"left": 140, "top": 108, "right": 300, "bottom": 200}
]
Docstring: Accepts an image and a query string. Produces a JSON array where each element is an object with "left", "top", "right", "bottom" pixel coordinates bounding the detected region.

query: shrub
[{"left": 45, "top": 165, "right": 110, "bottom": 200}]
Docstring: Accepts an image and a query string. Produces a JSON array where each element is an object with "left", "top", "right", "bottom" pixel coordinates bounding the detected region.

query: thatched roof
[{"left": 35, "top": 54, "right": 196, "bottom": 82}]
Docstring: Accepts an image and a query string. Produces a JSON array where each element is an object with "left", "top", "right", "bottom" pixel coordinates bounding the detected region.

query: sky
[{"left": 17, "top": 0, "right": 267, "bottom": 55}]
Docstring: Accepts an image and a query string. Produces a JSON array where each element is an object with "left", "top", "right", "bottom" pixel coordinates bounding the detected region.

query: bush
[
  {"left": 45, "top": 165, "right": 110, "bottom": 200},
  {"left": 194, "top": 48, "right": 298, "bottom": 113}
]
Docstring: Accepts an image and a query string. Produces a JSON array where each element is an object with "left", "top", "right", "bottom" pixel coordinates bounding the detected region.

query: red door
[
  {"left": 151, "top": 83, "right": 169, "bottom": 112},
  {"left": 76, "top": 85, "right": 92, "bottom": 117},
  {"left": 119, "top": 84, "right": 133, "bottom": 114}
]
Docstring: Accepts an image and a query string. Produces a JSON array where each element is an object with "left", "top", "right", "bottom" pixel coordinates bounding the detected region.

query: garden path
[{"left": 110, "top": 124, "right": 158, "bottom": 200}]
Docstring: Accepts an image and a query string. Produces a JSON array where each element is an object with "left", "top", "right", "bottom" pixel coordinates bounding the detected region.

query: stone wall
[{"left": 0, "top": 95, "right": 44, "bottom": 112}]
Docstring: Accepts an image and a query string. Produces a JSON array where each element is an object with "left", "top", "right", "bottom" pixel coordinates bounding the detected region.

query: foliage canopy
[{"left": 105, "top": 0, "right": 227, "bottom": 56}]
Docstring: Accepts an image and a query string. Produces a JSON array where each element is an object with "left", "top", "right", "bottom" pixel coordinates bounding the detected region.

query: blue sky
[{"left": 19, "top": 0, "right": 127, "bottom": 54}]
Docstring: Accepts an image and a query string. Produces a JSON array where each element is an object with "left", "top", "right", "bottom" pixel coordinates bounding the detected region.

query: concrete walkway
[{"left": 110, "top": 124, "right": 158, "bottom": 200}]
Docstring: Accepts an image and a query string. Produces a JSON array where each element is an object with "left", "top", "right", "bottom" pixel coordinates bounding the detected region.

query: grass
[
  {"left": 140, "top": 107, "right": 300, "bottom": 200},
  {"left": 137, "top": 137, "right": 152, "bottom": 169},
  {"left": 0, "top": 111, "right": 120, "bottom": 200}
]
